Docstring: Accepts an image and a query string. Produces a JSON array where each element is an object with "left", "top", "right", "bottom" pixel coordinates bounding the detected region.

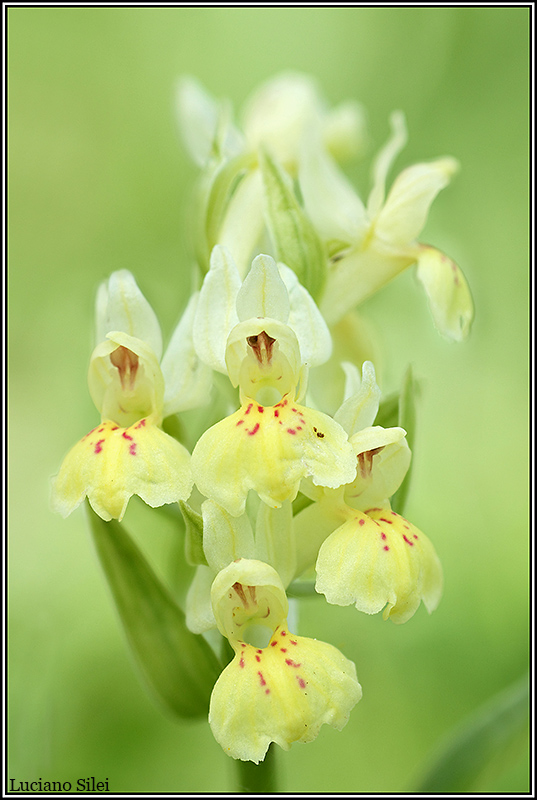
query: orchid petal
[
  {"left": 194, "top": 245, "right": 241, "bottom": 373},
  {"left": 315, "top": 508, "right": 442, "bottom": 623},
  {"left": 415, "top": 245, "right": 474, "bottom": 341},
  {"left": 191, "top": 398, "right": 356, "bottom": 517},
  {"left": 334, "top": 361, "right": 381, "bottom": 436},
  {"left": 161, "top": 292, "right": 213, "bottom": 416},
  {"left": 366, "top": 110, "right": 407, "bottom": 219},
  {"left": 375, "top": 157, "right": 459, "bottom": 246},
  {"left": 278, "top": 263, "right": 332, "bottom": 367},
  {"left": 95, "top": 270, "right": 162, "bottom": 360},
  {"left": 51, "top": 418, "right": 192, "bottom": 522},
  {"left": 236, "top": 254, "right": 290, "bottom": 324}
]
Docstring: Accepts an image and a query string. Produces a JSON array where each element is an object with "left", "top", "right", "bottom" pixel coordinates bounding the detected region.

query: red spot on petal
[
  {"left": 271, "top": 641, "right": 277, "bottom": 647},
  {"left": 280, "top": 648, "right": 287, "bottom": 653},
  {"left": 239, "top": 657, "right": 245, "bottom": 669},
  {"left": 98, "top": 427, "right": 104, "bottom": 433},
  {"left": 391, "top": 511, "right": 397, "bottom": 516},
  {"left": 291, "top": 408, "right": 297, "bottom": 413},
  {"left": 381, "top": 532, "right": 387, "bottom": 540},
  {"left": 129, "top": 443, "right": 137, "bottom": 456},
  {"left": 281, "top": 630, "right": 286, "bottom": 636},
  {"left": 244, "top": 403, "right": 253, "bottom": 415},
  {"left": 287, "top": 428, "right": 296, "bottom": 435},
  {"left": 297, "top": 677, "right": 306, "bottom": 689},
  {"left": 413, "top": 534, "right": 419, "bottom": 539},
  {"left": 258, "top": 406, "right": 264, "bottom": 413},
  {"left": 358, "top": 518, "right": 365, "bottom": 526},
  {"left": 94, "top": 439, "right": 105, "bottom": 454},
  {"left": 236, "top": 419, "right": 244, "bottom": 426},
  {"left": 135, "top": 419, "right": 146, "bottom": 429},
  {"left": 379, "top": 518, "right": 393, "bottom": 524},
  {"left": 110, "top": 426, "right": 119, "bottom": 431},
  {"left": 403, "top": 534, "right": 414, "bottom": 546},
  {"left": 290, "top": 640, "right": 297, "bottom": 645},
  {"left": 122, "top": 432, "right": 133, "bottom": 441},
  {"left": 384, "top": 545, "right": 390, "bottom": 551},
  {"left": 286, "top": 659, "right": 301, "bottom": 668},
  {"left": 265, "top": 689, "right": 270, "bottom": 695},
  {"left": 274, "top": 410, "right": 279, "bottom": 418},
  {"left": 248, "top": 423, "right": 260, "bottom": 436},
  {"left": 258, "top": 671, "right": 266, "bottom": 687},
  {"left": 255, "top": 655, "right": 261, "bottom": 662},
  {"left": 256, "top": 649, "right": 262, "bottom": 654},
  {"left": 296, "top": 426, "right": 302, "bottom": 431}
]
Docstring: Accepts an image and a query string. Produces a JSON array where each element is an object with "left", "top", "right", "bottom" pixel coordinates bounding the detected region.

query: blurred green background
[{"left": 8, "top": 7, "right": 529, "bottom": 793}]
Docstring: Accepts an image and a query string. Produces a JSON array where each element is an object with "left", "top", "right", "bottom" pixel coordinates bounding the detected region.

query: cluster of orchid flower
[{"left": 52, "top": 74, "right": 473, "bottom": 764}]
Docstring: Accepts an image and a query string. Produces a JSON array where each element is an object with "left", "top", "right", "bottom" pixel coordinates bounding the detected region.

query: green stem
[{"left": 236, "top": 744, "right": 278, "bottom": 793}]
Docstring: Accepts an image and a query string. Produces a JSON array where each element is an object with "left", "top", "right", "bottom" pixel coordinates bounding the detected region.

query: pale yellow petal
[
  {"left": 192, "top": 398, "right": 356, "bottom": 517},
  {"left": 51, "top": 418, "right": 192, "bottom": 521},
  {"left": 209, "top": 624, "right": 361, "bottom": 762},
  {"left": 316, "top": 509, "right": 442, "bottom": 623}
]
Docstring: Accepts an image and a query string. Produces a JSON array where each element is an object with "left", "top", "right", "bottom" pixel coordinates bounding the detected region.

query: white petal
[
  {"left": 334, "top": 361, "right": 381, "bottom": 436},
  {"left": 236, "top": 254, "right": 290, "bottom": 323},
  {"left": 95, "top": 270, "right": 162, "bottom": 360},
  {"left": 278, "top": 263, "right": 332, "bottom": 366},
  {"left": 375, "top": 157, "right": 459, "bottom": 246},
  {"left": 194, "top": 245, "right": 241, "bottom": 373},
  {"left": 175, "top": 76, "right": 243, "bottom": 166},
  {"left": 161, "top": 292, "right": 213, "bottom": 416},
  {"left": 366, "top": 110, "right": 407, "bottom": 219}
]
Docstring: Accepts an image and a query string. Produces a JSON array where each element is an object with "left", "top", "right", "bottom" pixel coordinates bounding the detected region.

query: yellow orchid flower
[
  {"left": 295, "top": 362, "right": 443, "bottom": 623},
  {"left": 191, "top": 248, "right": 356, "bottom": 516},
  {"left": 208, "top": 559, "right": 362, "bottom": 763},
  {"left": 300, "top": 111, "right": 473, "bottom": 339},
  {"left": 51, "top": 271, "right": 210, "bottom": 521}
]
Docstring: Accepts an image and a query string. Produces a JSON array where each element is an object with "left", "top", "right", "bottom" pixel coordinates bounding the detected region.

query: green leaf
[
  {"left": 87, "top": 506, "right": 221, "bottom": 718},
  {"left": 391, "top": 365, "right": 419, "bottom": 514},
  {"left": 260, "top": 149, "right": 326, "bottom": 300},
  {"left": 179, "top": 500, "right": 208, "bottom": 566},
  {"left": 416, "top": 673, "right": 529, "bottom": 793}
]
